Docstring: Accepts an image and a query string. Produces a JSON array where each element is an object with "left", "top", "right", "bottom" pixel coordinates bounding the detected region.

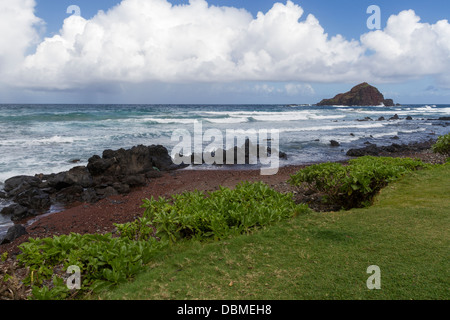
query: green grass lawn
[{"left": 98, "top": 164, "right": 449, "bottom": 300}]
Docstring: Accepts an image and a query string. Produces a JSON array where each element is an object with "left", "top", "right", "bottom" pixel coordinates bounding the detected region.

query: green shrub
[
  {"left": 141, "top": 181, "right": 310, "bottom": 243},
  {"left": 30, "top": 276, "right": 71, "bottom": 300},
  {"left": 288, "top": 156, "right": 431, "bottom": 209},
  {"left": 114, "top": 217, "right": 154, "bottom": 241},
  {"left": 432, "top": 133, "right": 450, "bottom": 156},
  {"left": 17, "top": 232, "right": 166, "bottom": 299}
]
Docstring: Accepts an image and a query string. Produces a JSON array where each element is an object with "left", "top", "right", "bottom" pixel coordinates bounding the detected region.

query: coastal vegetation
[
  {"left": 138, "top": 181, "right": 309, "bottom": 243},
  {"left": 288, "top": 156, "right": 431, "bottom": 209},
  {"left": 432, "top": 132, "right": 450, "bottom": 157},
  {"left": 17, "top": 233, "right": 165, "bottom": 299}
]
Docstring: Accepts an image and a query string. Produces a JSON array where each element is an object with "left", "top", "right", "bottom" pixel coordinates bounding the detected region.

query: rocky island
[{"left": 316, "top": 82, "right": 395, "bottom": 106}]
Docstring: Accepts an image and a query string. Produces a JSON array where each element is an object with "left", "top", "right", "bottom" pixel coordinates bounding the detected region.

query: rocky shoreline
[
  {"left": 346, "top": 139, "right": 438, "bottom": 157},
  {"left": 0, "top": 145, "right": 184, "bottom": 243},
  {"left": 0, "top": 139, "right": 288, "bottom": 245},
  {"left": 0, "top": 133, "right": 447, "bottom": 255}
]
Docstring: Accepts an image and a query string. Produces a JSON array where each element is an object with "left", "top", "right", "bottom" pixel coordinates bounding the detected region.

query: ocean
[{"left": 1, "top": 103, "right": 449, "bottom": 236}]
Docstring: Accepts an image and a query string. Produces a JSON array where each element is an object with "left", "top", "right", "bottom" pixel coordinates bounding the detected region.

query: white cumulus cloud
[
  {"left": 13, "top": 0, "right": 365, "bottom": 90},
  {"left": 2, "top": 0, "right": 450, "bottom": 93},
  {"left": 0, "top": 0, "right": 42, "bottom": 78},
  {"left": 360, "top": 9, "right": 450, "bottom": 85}
]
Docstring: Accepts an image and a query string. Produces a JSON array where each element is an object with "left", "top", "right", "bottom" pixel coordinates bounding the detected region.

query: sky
[{"left": 1, "top": 0, "right": 450, "bottom": 104}]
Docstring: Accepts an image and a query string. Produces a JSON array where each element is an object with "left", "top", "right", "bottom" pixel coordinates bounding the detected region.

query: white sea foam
[
  {"left": 201, "top": 110, "right": 344, "bottom": 122},
  {"left": 0, "top": 161, "right": 80, "bottom": 184},
  {"left": 254, "top": 113, "right": 346, "bottom": 121},
  {"left": 142, "top": 118, "right": 197, "bottom": 124},
  {"left": 0, "top": 135, "right": 89, "bottom": 147},
  {"left": 415, "top": 105, "right": 450, "bottom": 113},
  {"left": 399, "top": 128, "right": 427, "bottom": 134},
  {"left": 251, "top": 114, "right": 309, "bottom": 121},
  {"left": 350, "top": 110, "right": 411, "bottom": 115},
  {"left": 331, "top": 105, "right": 450, "bottom": 117},
  {"left": 318, "top": 135, "right": 361, "bottom": 144},
  {"left": 204, "top": 117, "right": 249, "bottom": 124},
  {"left": 201, "top": 111, "right": 273, "bottom": 116},
  {"left": 278, "top": 122, "right": 386, "bottom": 133},
  {"left": 371, "top": 131, "right": 399, "bottom": 138},
  {"left": 310, "top": 115, "right": 346, "bottom": 120},
  {"left": 37, "top": 136, "right": 77, "bottom": 144}
]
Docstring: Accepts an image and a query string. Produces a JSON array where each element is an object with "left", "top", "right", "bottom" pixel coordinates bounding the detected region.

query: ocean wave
[
  {"left": 349, "top": 110, "right": 411, "bottom": 115},
  {"left": 200, "top": 111, "right": 267, "bottom": 116},
  {"left": 353, "top": 106, "right": 450, "bottom": 115},
  {"left": 37, "top": 136, "right": 78, "bottom": 144},
  {"left": 313, "top": 134, "right": 361, "bottom": 144},
  {"left": 139, "top": 111, "right": 347, "bottom": 123},
  {"left": 204, "top": 117, "right": 249, "bottom": 124},
  {"left": 279, "top": 122, "right": 386, "bottom": 133},
  {"left": 310, "top": 115, "right": 346, "bottom": 120},
  {"left": 251, "top": 114, "right": 309, "bottom": 121},
  {"left": 415, "top": 105, "right": 450, "bottom": 113},
  {"left": 399, "top": 128, "right": 427, "bottom": 134},
  {"left": 201, "top": 110, "right": 320, "bottom": 117},
  {"left": 109, "top": 132, "right": 160, "bottom": 141},
  {"left": 207, "top": 111, "right": 345, "bottom": 122},
  {"left": 371, "top": 131, "right": 399, "bottom": 138},
  {"left": 0, "top": 135, "right": 89, "bottom": 146},
  {"left": 0, "top": 160, "right": 84, "bottom": 184},
  {"left": 142, "top": 118, "right": 198, "bottom": 124}
]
